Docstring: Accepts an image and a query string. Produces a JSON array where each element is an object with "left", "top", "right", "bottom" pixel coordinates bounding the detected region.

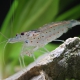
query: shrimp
[{"left": 1, "top": 19, "right": 80, "bottom": 67}]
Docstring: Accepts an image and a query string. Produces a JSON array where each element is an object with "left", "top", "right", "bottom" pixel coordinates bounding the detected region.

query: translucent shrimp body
[
  {"left": 3, "top": 19, "right": 80, "bottom": 67},
  {"left": 9, "top": 20, "right": 80, "bottom": 46},
  {"left": 8, "top": 20, "right": 80, "bottom": 55}
]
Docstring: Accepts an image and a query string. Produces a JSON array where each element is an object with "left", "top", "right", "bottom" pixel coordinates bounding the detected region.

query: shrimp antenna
[
  {"left": 2, "top": 40, "right": 9, "bottom": 65},
  {"left": 0, "top": 40, "right": 7, "bottom": 45},
  {"left": 0, "top": 32, "right": 8, "bottom": 39},
  {"left": 0, "top": 32, "right": 8, "bottom": 65}
]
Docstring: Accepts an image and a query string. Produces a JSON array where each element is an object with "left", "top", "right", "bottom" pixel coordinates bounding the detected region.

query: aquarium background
[{"left": 0, "top": 0, "right": 80, "bottom": 79}]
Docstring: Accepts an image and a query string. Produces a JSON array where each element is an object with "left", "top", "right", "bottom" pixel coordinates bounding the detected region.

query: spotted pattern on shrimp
[
  {"left": 2, "top": 20, "right": 80, "bottom": 67},
  {"left": 7, "top": 20, "right": 80, "bottom": 55}
]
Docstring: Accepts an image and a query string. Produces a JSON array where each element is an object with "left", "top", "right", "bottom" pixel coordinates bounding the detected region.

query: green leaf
[{"left": 55, "top": 5, "right": 80, "bottom": 21}]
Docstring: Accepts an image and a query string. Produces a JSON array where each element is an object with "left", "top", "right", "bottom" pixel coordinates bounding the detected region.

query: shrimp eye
[
  {"left": 16, "top": 34, "right": 18, "bottom": 36},
  {"left": 21, "top": 32, "right": 24, "bottom": 35}
]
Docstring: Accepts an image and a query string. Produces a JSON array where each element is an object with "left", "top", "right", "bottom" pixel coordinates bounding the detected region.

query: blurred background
[{"left": 0, "top": 0, "right": 80, "bottom": 79}]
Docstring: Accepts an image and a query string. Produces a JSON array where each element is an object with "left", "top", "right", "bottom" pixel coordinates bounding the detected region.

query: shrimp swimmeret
[{"left": 1, "top": 19, "right": 80, "bottom": 67}]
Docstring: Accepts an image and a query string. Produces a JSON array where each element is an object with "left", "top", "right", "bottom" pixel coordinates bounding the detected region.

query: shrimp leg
[{"left": 20, "top": 42, "right": 39, "bottom": 66}]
